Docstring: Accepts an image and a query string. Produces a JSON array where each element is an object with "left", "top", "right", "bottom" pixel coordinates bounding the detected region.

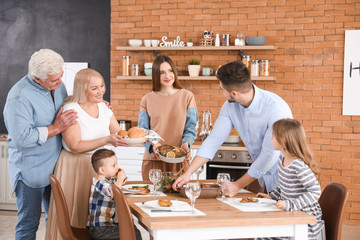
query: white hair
[{"left": 28, "top": 49, "right": 64, "bottom": 82}]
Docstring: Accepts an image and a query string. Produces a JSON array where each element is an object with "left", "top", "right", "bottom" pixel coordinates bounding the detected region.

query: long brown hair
[
  {"left": 272, "top": 118, "right": 319, "bottom": 179},
  {"left": 151, "top": 55, "right": 181, "bottom": 91}
]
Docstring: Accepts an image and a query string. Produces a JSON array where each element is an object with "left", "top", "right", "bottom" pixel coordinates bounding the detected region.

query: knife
[{"left": 151, "top": 209, "right": 194, "bottom": 213}]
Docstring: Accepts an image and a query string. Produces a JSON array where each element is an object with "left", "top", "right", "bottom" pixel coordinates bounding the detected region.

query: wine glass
[
  {"left": 149, "top": 169, "right": 162, "bottom": 195},
  {"left": 194, "top": 165, "right": 204, "bottom": 181},
  {"left": 185, "top": 182, "right": 201, "bottom": 213},
  {"left": 217, "top": 173, "right": 230, "bottom": 201}
]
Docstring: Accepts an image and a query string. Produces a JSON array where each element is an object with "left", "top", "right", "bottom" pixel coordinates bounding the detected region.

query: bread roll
[
  {"left": 128, "top": 126, "right": 146, "bottom": 138},
  {"left": 118, "top": 130, "right": 128, "bottom": 138},
  {"left": 158, "top": 199, "right": 172, "bottom": 207}
]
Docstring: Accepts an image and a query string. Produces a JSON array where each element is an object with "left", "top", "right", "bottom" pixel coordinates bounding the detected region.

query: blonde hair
[
  {"left": 272, "top": 118, "right": 319, "bottom": 179},
  {"left": 28, "top": 49, "right": 64, "bottom": 82},
  {"left": 64, "top": 68, "right": 105, "bottom": 104}
]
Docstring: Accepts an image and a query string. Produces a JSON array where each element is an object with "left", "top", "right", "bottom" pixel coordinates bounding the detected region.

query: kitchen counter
[{"left": 192, "top": 140, "right": 247, "bottom": 151}]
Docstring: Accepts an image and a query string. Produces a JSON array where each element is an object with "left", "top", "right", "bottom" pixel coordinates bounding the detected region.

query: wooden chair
[
  {"left": 112, "top": 184, "right": 137, "bottom": 240},
  {"left": 318, "top": 182, "right": 348, "bottom": 240},
  {"left": 49, "top": 174, "right": 91, "bottom": 240}
]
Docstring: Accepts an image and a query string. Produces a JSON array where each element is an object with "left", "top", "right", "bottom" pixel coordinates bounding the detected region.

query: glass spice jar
[
  {"left": 234, "top": 33, "right": 245, "bottom": 46},
  {"left": 122, "top": 56, "right": 130, "bottom": 76},
  {"left": 260, "top": 60, "right": 270, "bottom": 77},
  {"left": 242, "top": 55, "right": 251, "bottom": 70},
  {"left": 131, "top": 64, "right": 139, "bottom": 76},
  {"left": 251, "top": 60, "right": 259, "bottom": 77}
]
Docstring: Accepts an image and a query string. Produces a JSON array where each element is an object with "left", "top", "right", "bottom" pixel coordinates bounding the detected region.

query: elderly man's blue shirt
[{"left": 3, "top": 74, "right": 67, "bottom": 192}]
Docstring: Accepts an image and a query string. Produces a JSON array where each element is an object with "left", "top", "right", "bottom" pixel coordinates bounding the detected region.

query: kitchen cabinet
[
  {"left": 116, "top": 45, "right": 277, "bottom": 81},
  {"left": 0, "top": 141, "right": 17, "bottom": 210}
]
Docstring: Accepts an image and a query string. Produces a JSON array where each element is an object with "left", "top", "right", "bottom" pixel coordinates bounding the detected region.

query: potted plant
[
  {"left": 188, "top": 59, "right": 200, "bottom": 77},
  {"left": 187, "top": 39, "right": 193, "bottom": 47}
]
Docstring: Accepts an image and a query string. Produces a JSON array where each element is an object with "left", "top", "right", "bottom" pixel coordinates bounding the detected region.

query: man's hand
[
  {"left": 103, "top": 100, "right": 113, "bottom": 111},
  {"left": 172, "top": 171, "right": 191, "bottom": 191},
  {"left": 224, "top": 182, "right": 241, "bottom": 197},
  {"left": 53, "top": 108, "right": 78, "bottom": 132},
  {"left": 48, "top": 108, "right": 78, "bottom": 139}
]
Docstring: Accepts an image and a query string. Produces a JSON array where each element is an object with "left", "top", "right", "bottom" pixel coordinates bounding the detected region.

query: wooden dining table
[{"left": 125, "top": 181, "right": 316, "bottom": 240}]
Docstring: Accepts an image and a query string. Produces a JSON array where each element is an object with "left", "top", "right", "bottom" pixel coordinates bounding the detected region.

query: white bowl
[{"left": 129, "top": 39, "right": 142, "bottom": 47}]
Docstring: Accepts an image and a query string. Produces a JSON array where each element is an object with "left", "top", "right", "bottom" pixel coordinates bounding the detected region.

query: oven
[
  {"left": 206, "top": 149, "right": 253, "bottom": 181},
  {"left": 206, "top": 148, "right": 266, "bottom": 192}
]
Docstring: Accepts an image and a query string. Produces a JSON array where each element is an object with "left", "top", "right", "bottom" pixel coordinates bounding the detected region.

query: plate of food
[
  {"left": 118, "top": 127, "right": 163, "bottom": 146},
  {"left": 238, "top": 197, "right": 276, "bottom": 206},
  {"left": 143, "top": 199, "right": 188, "bottom": 209},
  {"left": 122, "top": 184, "right": 152, "bottom": 192},
  {"left": 156, "top": 145, "right": 188, "bottom": 163}
]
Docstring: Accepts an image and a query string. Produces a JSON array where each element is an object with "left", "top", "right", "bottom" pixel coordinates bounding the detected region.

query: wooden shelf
[
  {"left": 116, "top": 76, "right": 276, "bottom": 81},
  {"left": 116, "top": 45, "right": 277, "bottom": 51}
]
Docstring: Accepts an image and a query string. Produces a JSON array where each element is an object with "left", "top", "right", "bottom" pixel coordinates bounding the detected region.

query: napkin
[
  {"left": 218, "top": 198, "right": 282, "bottom": 212},
  {"left": 135, "top": 201, "right": 206, "bottom": 217},
  {"left": 124, "top": 192, "right": 167, "bottom": 197}
]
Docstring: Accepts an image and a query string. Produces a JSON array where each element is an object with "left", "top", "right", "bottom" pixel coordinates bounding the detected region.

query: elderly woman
[
  {"left": 138, "top": 55, "right": 198, "bottom": 180},
  {"left": 45, "top": 68, "right": 128, "bottom": 240}
]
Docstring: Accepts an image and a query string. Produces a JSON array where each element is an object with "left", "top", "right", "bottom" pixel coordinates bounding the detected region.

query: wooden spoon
[{"left": 126, "top": 188, "right": 150, "bottom": 197}]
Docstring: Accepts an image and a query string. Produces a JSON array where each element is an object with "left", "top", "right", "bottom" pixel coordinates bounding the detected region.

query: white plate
[
  {"left": 238, "top": 197, "right": 276, "bottom": 207},
  {"left": 143, "top": 200, "right": 189, "bottom": 209},
  {"left": 125, "top": 137, "right": 147, "bottom": 146},
  {"left": 123, "top": 184, "right": 153, "bottom": 192}
]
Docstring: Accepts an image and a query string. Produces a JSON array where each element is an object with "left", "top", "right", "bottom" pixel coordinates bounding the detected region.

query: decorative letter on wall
[{"left": 343, "top": 30, "right": 360, "bottom": 115}]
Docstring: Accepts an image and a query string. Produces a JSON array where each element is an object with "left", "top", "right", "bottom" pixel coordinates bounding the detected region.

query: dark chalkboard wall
[{"left": 0, "top": 0, "right": 110, "bottom": 133}]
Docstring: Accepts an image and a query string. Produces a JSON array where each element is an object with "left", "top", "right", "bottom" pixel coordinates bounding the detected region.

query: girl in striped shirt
[{"left": 256, "top": 118, "right": 325, "bottom": 240}]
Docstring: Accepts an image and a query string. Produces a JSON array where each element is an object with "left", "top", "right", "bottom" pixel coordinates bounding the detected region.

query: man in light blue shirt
[
  {"left": 3, "top": 49, "right": 78, "bottom": 240},
  {"left": 174, "top": 61, "right": 292, "bottom": 195}
]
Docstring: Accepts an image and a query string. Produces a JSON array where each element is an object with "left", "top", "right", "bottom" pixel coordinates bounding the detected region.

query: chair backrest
[
  {"left": 49, "top": 174, "right": 86, "bottom": 240},
  {"left": 318, "top": 182, "right": 348, "bottom": 240},
  {"left": 112, "top": 184, "right": 137, "bottom": 240}
]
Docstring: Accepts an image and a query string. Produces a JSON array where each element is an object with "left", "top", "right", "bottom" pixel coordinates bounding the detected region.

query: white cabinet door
[
  {"left": 0, "top": 141, "right": 17, "bottom": 210},
  {"left": 105, "top": 146, "right": 145, "bottom": 181}
]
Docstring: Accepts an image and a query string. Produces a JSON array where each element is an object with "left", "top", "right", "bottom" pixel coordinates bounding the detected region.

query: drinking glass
[
  {"left": 194, "top": 165, "right": 204, "bottom": 181},
  {"left": 217, "top": 173, "right": 230, "bottom": 201},
  {"left": 149, "top": 169, "right": 162, "bottom": 195},
  {"left": 185, "top": 182, "right": 201, "bottom": 213}
]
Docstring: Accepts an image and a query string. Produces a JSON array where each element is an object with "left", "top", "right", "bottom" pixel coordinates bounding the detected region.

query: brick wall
[{"left": 110, "top": 0, "right": 360, "bottom": 224}]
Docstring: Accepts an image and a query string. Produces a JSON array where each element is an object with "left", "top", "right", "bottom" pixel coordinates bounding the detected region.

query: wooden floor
[{"left": 0, "top": 210, "right": 359, "bottom": 240}]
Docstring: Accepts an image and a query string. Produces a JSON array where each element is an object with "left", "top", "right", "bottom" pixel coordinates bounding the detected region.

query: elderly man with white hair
[{"left": 3, "top": 49, "right": 78, "bottom": 240}]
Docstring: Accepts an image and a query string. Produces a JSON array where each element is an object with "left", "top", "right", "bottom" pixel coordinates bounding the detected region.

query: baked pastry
[
  {"left": 128, "top": 126, "right": 146, "bottom": 138},
  {"left": 158, "top": 199, "right": 172, "bottom": 207},
  {"left": 240, "top": 197, "right": 259, "bottom": 203},
  {"left": 118, "top": 130, "right": 128, "bottom": 138}
]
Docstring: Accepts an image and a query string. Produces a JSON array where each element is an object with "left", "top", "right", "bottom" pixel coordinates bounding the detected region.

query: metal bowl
[{"left": 246, "top": 36, "right": 266, "bottom": 46}]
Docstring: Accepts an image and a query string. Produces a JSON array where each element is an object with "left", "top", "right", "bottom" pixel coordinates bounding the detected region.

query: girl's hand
[
  {"left": 256, "top": 192, "right": 271, "bottom": 199},
  {"left": 181, "top": 142, "right": 192, "bottom": 161},
  {"left": 275, "top": 200, "right": 285, "bottom": 210}
]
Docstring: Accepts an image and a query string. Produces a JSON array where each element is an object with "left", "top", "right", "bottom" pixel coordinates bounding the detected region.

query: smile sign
[{"left": 160, "top": 36, "right": 185, "bottom": 47}]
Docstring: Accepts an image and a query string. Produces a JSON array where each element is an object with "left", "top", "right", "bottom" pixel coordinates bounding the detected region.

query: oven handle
[{"left": 208, "top": 164, "right": 251, "bottom": 170}]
